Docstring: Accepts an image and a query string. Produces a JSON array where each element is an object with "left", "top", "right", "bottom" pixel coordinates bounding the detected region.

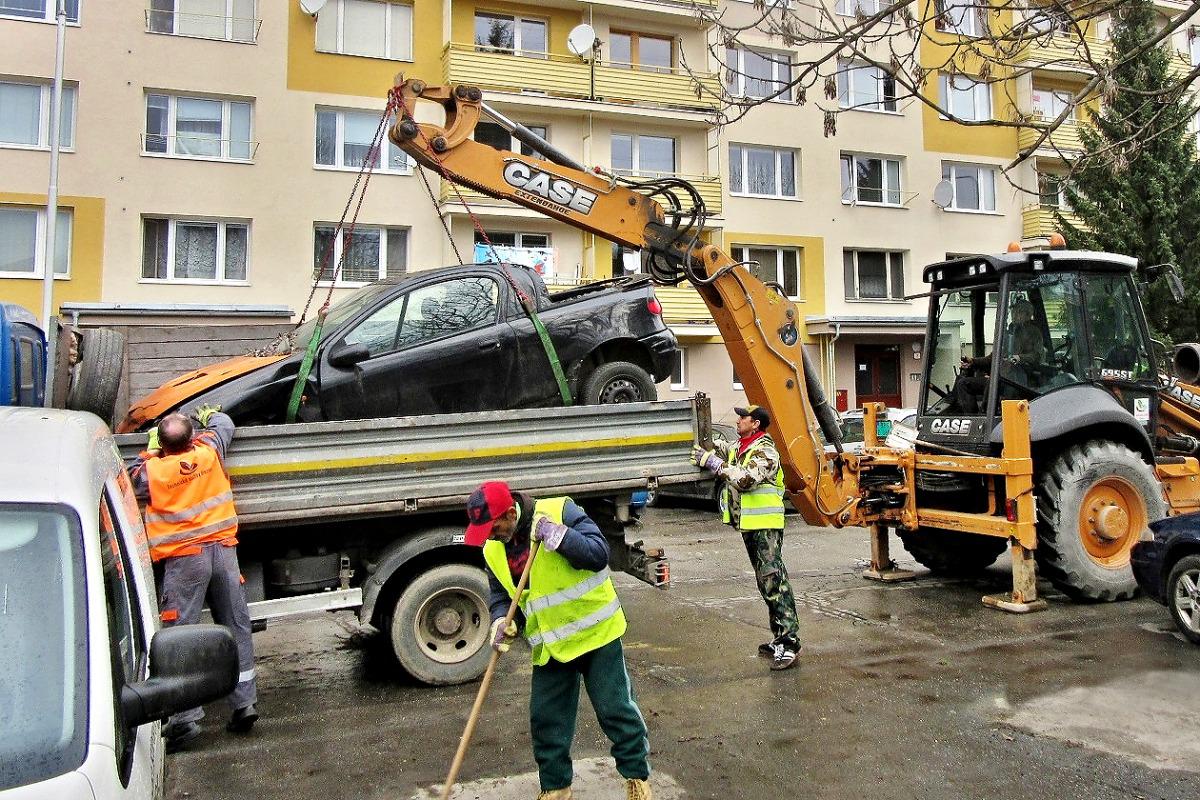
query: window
[
  {"left": 844, "top": 249, "right": 904, "bottom": 300},
  {"left": 315, "top": 108, "right": 410, "bottom": 173},
  {"left": 147, "top": 0, "right": 257, "bottom": 42},
  {"left": 939, "top": 73, "right": 991, "bottom": 121},
  {"left": 609, "top": 31, "right": 673, "bottom": 73},
  {"left": 725, "top": 47, "right": 792, "bottom": 101},
  {"left": 941, "top": 162, "right": 997, "bottom": 212},
  {"left": 1027, "top": 3, "right": 1071, "bottom": 35},
  {"left": 836, "top": 60, "right": 896, "bottom": 112},
  {"left": 733, "top": 245, "right": 801, "bottom": 299},
  {"left": 473, "top": 231, "right": 555, "bottom": 277},
  {"left": 1038, "top": 173, "right": 1066, "bottom": 208},
  {"left": 144, "top": 93, "right": 253, "bottom": 160},
  {"left": 0, "top": 80, "right": 76, "bottom": 149},
  {"left": 0, "top": 205, "right": 71, "bottom": 278},
  {"left": 836, "top": 0, "right": 887, "bottom": 15},
  {"left": 1193, "top": 27, "right": 1200, "bottom": 66},
  {"left": 612, "top": 133, "right": 676, "bottom": 175},
  {"left": 670, "top": 348, "right": 686, "bottom": 390},
  {"left": 315, "top": 0, "right": 413, "bottom": 61},
  {"left": 313, "top": 224, "right": 407, "bottom": 284},
  {"left": 1031, "top": 87, "right": 1073, "bottom": 120},
  {"left": 0, "top": 0, "right": 78, "bottom": 22},
  {"left": 729, "top": 144, "right": 797, "bottom": 198},
  {"left": 935, "top": 0, "right": 984, "bottom": 36},
  {"left": 344, "top": 276, "right": 500, "bottom": 356},
  {"left": 473, "top": 11, "right": 546, "bottom": 57},
  {"left": 474, "top": 120, "right": 549, "bottom": 159},
  {"left": 840, "top": 153, "right": 902, "bottom": 205},
  {"left": 142, "top": 217, "right": 249, "bottom": 282}
]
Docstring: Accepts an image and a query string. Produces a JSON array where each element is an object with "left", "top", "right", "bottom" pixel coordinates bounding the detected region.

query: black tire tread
[
  {"left": 897, "top": 526, "right": 1007, "bottom": 576},
  {"left": 1165, "top": 554, "right": 1200, "bottom": 645},
  {"left": 388, "top": 563, "right": 491, "bottom": 686},
  {"left": 66, "top": 328, "right": 125, "bottom": 423}
]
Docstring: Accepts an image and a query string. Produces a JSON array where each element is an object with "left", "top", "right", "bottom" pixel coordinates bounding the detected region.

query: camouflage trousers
[{"left": 741, "top": 528, "right": 800, "bottom": 643}]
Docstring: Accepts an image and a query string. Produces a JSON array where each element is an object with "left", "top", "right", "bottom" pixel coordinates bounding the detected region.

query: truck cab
[
  {"left": 0, "top": 303, "right": 47, "bottom": 407},
  {"left": 0, "top": 408, "right": 236, "bottom": 800}
]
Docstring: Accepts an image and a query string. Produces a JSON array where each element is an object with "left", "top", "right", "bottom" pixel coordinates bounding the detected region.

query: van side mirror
[
  {"left": 327, "top": 341, "right": 370, "bottom": 368},
  {"left": 119, "top": 624, "right": 237, "bottom": 729}
]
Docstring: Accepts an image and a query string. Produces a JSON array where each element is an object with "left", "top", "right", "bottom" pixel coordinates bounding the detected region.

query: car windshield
[
  {"left": 0, "top": 505, "right": 88, "bottom": 791},
  {"left": 291, "top": 282, "right": 396, "bottom": 350}
]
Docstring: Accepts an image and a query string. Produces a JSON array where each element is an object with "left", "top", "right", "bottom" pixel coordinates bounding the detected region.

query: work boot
[
  {"left": 535, "top": 789, "right": 573, "bottom": 800},
  {"left": 626, "top": 778, "right": 653, "bottom": 800},
  {"left": 163, "top": 720, "right": 201, "bottom": 753},
  {"left": 226, "top": 703, "right": 259, "bottom": 733},
  {"left": 770, "top": 639, "right": 801, "bottom": 671}
]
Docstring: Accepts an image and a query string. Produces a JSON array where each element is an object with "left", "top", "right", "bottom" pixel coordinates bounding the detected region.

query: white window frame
[
  {"left": 316, "top": 0, "right": 414, "bottom": 61},
  {"left": 836, "top": 60, "right": 897, "bottom": 113},
  {"left": 937, "top": 1, "right": 984, "bottom": 37},
  {"left": 141, "top": 217, "right": 250, "bottom": 284},
  {"left": 725, "top": 46, "right": 793, "bottom": 102},
  {"left": 669, "top": 348, "right": 687, "bottom": 391},
  {"left": 0, "top": 0, "right": 79, "bottom": 24},
  {"left": 844, "top": 249, "right": 905, "bottom": 301},
  {"left": 0, "top": 205, "right": 71, "bottom": 279},
  {"left": 939, "top": 73, "right": 992, "bottom": 121},
  {"left": 146, "top": 0, "right": 258, "bottom": 43},
  {"left": 836, "top": 0, "right": 887, "bottom": 18},
  {"left": 1031, "top": 87, "right": 1074, "bottom": 121},
  {"left": 473, "top": 11, "right": 548, "bottom": 58},
  {"left": 941, "top": 162, "right": 997, "bottom": 213},
  {"left": 313, "top": 224, "right": 409, "bottom": 287},
  {"left": 732, "top": 244, "right": 802, "bottom": 300},
  {"left": 729, "top": 144, "right": 798, "bottom": 199},
  {"left": 314, "top": 107, "right": 412, "bottom": 174},
  {"left": 1038, "top": 172, "right": 1067, "bottom": 209},
  {"left": 840, "top": 153, "right": 903, "bottom": 207},
  {"left": 143, "top": 93, "right": 254, "bottom": 162},
  {"left": 611, "top": 133, "right": 677, "bottom": 176},
  {"left": 0, "top": 80, "right": 76, "bottom": 151}
]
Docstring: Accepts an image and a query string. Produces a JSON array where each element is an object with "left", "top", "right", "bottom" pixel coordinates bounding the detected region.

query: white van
[{"left": 0, "top": 408, "right": 236, "bottom": 799}]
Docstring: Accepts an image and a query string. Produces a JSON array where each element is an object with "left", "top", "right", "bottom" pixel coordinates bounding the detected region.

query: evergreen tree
[{"left": 1059, "top": 0, "right": 1200, "bottom": 343}]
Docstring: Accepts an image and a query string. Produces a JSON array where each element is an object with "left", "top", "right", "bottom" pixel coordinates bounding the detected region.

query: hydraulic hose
[{"left": 802, "top": 347, "right": 844, "bottom": 452}]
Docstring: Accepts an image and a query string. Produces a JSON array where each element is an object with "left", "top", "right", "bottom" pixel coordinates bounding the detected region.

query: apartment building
[{"left": 0, "top": 1, "right": 1194, "bottom": 419}]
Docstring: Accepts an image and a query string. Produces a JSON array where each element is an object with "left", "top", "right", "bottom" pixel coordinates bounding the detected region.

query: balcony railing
[
  {"left": 440, "top": 172, "right": 723, "bottom": 216},
  {"left": 444, "top": 43, "right": 720, "bottom": 112},
  {"left": 145, "top": 6, "right": 260, "bottom": 43},
  {"left": 653, "top": 284, "right": 714, "bottom": 326},
  {"left": 1018, "top": 33, "right": 1192, "bottom": 80},
  {"left": 1017, "top": 116, "right": 1084, "bottom": 154},
  {"left": 1022, "top": 205, "right": 1085, "bottom": 238}
]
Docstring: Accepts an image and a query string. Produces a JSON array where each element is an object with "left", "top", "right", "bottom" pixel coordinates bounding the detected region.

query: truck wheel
[
  {"left": 897, "top": 527, "right": 1007, "bottom": 575},
  {"left": 388, "top": 564, "right": 492, "bottom": 685},
  {"left": 1038, "top": 441, "right": 1165, "bottom": 601},
  {"left": 1166, "top": 554, "right": 1200, "bottom": 644},
  {"left": 581, "top": 361, "right": 657, "bottom": 405},
  {"left": 66, "top": 328, "right": 125, "bottom": 423}
]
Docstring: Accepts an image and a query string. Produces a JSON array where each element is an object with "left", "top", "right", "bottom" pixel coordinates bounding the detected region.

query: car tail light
[{"left": 647, "top": 296, "right": 663, "bottom": 316}]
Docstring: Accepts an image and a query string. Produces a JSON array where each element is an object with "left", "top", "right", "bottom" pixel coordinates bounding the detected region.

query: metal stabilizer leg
[
  {"left": 862, "top": 523, "right": 916, "bottom": 582},
  {"left": 982, "top": 541, "right": 1048, "bottom": 613}
]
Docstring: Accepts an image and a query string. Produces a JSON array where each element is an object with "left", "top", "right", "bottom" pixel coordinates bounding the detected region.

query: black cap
[{"left": 733, "top": 405, "right": 770, "bottom": 431}]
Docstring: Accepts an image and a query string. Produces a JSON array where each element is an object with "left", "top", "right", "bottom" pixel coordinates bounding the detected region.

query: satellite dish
[
  {"left": 300, "top": 0, "right": 327, "bottom": 15},
  {"left": 932, "top": 179, "right": 954, "bottom": 209},
  {"left": 567, "top": 24, "right": 598, "bottom": 60}
]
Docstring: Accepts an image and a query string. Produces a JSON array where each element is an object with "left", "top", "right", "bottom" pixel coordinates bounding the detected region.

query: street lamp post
[{"left": 42, "top": 0, "right": 68, "bottom": 332}]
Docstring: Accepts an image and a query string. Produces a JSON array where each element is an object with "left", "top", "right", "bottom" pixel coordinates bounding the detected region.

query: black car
[{"left": 1131, "top": 512, "right": 1200, "bottom": 644}]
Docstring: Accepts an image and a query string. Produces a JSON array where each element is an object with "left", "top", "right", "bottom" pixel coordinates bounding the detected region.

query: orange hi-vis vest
[{"left": 145, "top": 438, "right": 238, "bottom": 562}]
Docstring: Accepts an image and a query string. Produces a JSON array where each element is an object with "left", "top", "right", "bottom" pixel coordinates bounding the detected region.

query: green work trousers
[{"left": 530, "top": 638, "right": 650, "bottom": 791}]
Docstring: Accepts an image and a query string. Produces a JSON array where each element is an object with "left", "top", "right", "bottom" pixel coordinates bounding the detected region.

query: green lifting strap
[
  {"left": 286, "top": 309, "right": 325, "bottom": 423},
  {"left": 521, "top": 294, "right": 573, "bottom": 406}
]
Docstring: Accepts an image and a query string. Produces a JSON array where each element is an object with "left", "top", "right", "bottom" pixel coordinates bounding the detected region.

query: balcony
[
  {"left": 443, "top": 43, "right": 720, "bottom": 113},
  {"left": 441, "top": 172, "right": 723, "bottom": 216},
  {"left": 1018, "top": 33, "right": 1192, "bottom": 81},
  {"left": 654, "top": 284, "right": 714, "bottom": 326},
  {"left": 1017, "top": 116, "right": 1084, "bottom": 154},
  {"left": 1022, "top": 205, "right": 1085, "bottom": 238}
]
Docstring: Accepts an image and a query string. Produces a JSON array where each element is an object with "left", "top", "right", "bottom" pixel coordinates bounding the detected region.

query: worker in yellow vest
[
  {"left": 129, "top": 406, "right": 258, "bottom": 750},
  {"left": 464, "top": 481, "right": 652, "bottom": 800},
  {"left": 692, "top": 405, "right": 801, "bottom": 670}
]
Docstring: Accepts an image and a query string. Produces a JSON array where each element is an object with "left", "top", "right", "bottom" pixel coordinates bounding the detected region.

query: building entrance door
[{"left": 854, "top": 345, "right": 902, "bottom": 408}]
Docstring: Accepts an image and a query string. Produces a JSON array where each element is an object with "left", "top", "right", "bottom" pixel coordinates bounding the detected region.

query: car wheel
[
  {"left": 581, "top": 361, "right": 657, "bottom": 405},
  {"left": 388, "top": 564, "right": 492, "bottom": 685},
  {"left": 1166, "top": 554, "right": 1200, "bottom": 645}
]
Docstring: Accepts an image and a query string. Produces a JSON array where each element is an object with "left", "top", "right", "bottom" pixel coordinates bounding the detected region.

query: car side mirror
[
  {"left": 119, "top": 624, "right": 237, "bottom": 729},
  {"left": 327, "top": 341, "right": 370, "bottom": 368}
]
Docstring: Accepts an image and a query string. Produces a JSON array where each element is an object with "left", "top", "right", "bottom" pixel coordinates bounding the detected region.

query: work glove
[
  {"left": 533, "top": 516, "right": 568, "bottom": 551},
  {"left": 490, "top": 618, "right": 518, "bottom": 653},
  {"left": 195, "top": 403, "right": 222, "bottom": 427},
  {"left": 146, "top": 426, "right": 161, "bottom": 453},
  {"left": 691, "top": 445, "right": 723, "bottom": 473}
]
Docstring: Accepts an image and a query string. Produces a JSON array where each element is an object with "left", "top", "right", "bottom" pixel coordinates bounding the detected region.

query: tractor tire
[
  {"left": 897, "top": 527, "right": 1007, "bottom": 576},
  {"left": 1166, "top": 554, "right": 1200, "bottom": 645},
  {"left": 1037, "top": 440, "right": 1165, "bottom": 601},
  {"left": 581, "top": 361, "right": 657, "bottom": 405},
  {"left": 387, "top": 564, "right": 492, "bottom": 685},
  {"left": 66, "top": 328, "right": 125, "bottom": 424}
]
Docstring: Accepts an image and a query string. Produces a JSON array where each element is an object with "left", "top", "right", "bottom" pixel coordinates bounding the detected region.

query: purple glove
[
  {"left": 691, "top": 445, "right": 724, "bottom": 473},
  {"left": 533, "top": 516, "right": 569, "bottom": 551}
]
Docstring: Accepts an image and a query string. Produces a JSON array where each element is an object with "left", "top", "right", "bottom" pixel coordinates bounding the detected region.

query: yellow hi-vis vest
[
  {"left": 482, "top": 497, "right": 626, "bottom": 666},
  {"left": 720, "top": 435, "right": 786, "bottom": 531}
]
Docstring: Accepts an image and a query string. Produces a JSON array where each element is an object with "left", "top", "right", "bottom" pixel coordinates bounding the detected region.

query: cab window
[{"left": 1084, "top": 274, "right": 1151, "bottom": 380}]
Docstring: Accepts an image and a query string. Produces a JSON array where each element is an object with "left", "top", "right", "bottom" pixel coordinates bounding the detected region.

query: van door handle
[{"left": 478, "top": 339, "right": 501, "bottom": 351}]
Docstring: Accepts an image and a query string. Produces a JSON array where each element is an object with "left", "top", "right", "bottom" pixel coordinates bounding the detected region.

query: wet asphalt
[{"left": 167, "top": 504, "right": 1200, "bottom": 800}]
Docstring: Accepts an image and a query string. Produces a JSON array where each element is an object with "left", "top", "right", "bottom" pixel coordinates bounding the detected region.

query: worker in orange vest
[{"left": 128, "top": 405, "right": 258, "bottom": 751}]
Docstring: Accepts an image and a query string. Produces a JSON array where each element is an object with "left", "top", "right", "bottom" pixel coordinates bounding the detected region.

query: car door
[{"left": 319, "top": 274, "right": 519, "bottom": 419}]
